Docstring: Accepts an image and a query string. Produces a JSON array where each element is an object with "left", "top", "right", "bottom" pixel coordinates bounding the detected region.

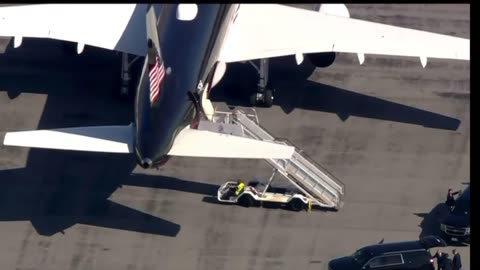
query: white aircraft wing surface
[
  {"left": 3, "top": 125, "right": 136, "bottom": 154},
  {"left": 166, "top": 126, "right": 294, "bottom": 159},
  {"left": 219, "top": 4, "right": 469, "bottom": 66},
  {"left": 0, "top": 4, "right": 148, "bottom": 55},
  {"left": 3, "top": 125, "right": 294, "bottom": 160}
]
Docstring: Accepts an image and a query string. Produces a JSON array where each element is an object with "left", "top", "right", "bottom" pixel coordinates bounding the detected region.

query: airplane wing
[
  {"left": 218, "top": 4, "right": 469, "bottom": 66},
  {"left": 0, "top": 4, "right": 148, "bottom": 55},
  {"left": 3, "top": 124, "right": 295, "bottom": 160}
]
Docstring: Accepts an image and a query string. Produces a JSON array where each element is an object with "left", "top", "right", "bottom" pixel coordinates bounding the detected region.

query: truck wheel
[
  {"left": 288, "top": 198, "right": 305, "bottom": 212},
  {"left": 238, "top": 194, "right": 254, "bottom": 208}
]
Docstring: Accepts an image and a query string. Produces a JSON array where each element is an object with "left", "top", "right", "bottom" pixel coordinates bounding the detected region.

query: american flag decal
[{"left": 149, "top": 55, "right": 165, "bottom": 105}]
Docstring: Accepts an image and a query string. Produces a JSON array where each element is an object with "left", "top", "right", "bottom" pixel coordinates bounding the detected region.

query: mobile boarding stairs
[{"left": 198, "top": 108, "right": 345, "bottom": 210}]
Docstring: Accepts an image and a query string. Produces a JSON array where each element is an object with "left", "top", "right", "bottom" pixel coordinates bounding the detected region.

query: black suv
[
  {"left": 328, "top": 236, "right": 446, "bottom": 270},
  {"left": 440, "top": 185, "right": 470, "bottom": 244}
]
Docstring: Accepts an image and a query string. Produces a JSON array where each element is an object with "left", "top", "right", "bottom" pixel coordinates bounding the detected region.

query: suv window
[
  {"left": 367, "top": 254, "right": 404, "bottom": 268},
  {"left": 402, "top": 250, "right": 431, "bottom": 266}
]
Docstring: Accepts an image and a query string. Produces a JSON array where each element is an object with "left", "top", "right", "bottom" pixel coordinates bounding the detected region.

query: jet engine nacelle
[
  {"left": 306, "top": 52, "right": 337, "bottom": 68},
  {"left": 306, "top": 4, "right": 350, "bottom": 68}
]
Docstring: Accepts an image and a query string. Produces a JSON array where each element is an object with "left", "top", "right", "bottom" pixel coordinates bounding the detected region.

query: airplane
[{"left": 0, "top": 4, "right": 470, "bottom": 170}]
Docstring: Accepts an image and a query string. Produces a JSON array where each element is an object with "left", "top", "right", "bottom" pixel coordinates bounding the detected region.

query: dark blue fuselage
[{"left": 134, "top": 4, "right": 234, "bottom": 168}]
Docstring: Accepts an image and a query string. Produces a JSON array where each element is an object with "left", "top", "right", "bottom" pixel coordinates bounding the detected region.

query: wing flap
[
  {"left": 3, "top": 125, "right": 135, "bottom": 153},
  {"left": 168, "top": 127, "right": 294, "bottom": 159},
  {"left": 219, "top": 4, "right": 469, "bottom": 63}
]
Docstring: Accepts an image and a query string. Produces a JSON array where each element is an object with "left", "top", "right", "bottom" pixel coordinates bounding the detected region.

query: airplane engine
[
  {"left": 306, "top": 52, "right": 337, "bottom": 68},
  {"left": 306, "top": 4, "right": 350, "bottom": 68}
]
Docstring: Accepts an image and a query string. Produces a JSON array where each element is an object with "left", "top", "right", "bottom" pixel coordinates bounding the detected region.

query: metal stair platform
[{"left": 200, "top": 108, "right": 345, "bottom": 210}]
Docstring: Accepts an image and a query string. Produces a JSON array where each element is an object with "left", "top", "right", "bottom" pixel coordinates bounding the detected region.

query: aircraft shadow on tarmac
[
  {"left": 0, "top": 39, "right": 178, "bottom": 237},
  {"left": 211, "top": 55, "right": 461, "bottom": 131},
  {"left": 414, "top": 203, "right": 468, "bottom": 247},
  {"left": 0, "top": 109, "right": 180, "bottom": 235}
]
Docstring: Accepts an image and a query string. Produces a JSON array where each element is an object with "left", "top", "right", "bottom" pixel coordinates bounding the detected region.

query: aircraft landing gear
[
  {"left": 248, "top": 58, "right": 274, "bottom": 107},
  {"left": 120, "top": 52, "right": 141, "bottom": 99}
]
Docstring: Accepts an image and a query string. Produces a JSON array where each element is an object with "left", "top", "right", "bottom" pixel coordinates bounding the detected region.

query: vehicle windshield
[{"left": 351, "top": 249, "right": 370, "bottom": 266}]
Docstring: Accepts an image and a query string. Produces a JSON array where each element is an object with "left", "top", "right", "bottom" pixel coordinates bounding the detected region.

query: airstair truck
[
  {"left": 206, "top": 108, "right": 345, "bottom": 211},
  {"left": 217, "top": 170, "right": 314, "bottom": 211}
]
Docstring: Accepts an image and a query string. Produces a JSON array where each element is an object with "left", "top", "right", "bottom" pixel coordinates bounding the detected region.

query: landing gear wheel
[
  {"left": 288, "top": 198, "right": 305, "bottom": 212},
  {"left": 238, "top": 195, "right": 254, "bottom": 208},
  {"left": 119, "top": 80, "right": 131, "bottom": 100},
  {"left": 111, "top": 76, "right": 134, "bottom": 102},
  {"left": 264, "top": 89, "right": 274, "bottom": 107},
  {"left": 116, "top": 52, "right": 140, "bottom": 102},
  {"left": 249, "top": 89, "right": 275, "bottom": 108},
  {"left": 249, "top": 93, "right": 259, "bottom": 107}
]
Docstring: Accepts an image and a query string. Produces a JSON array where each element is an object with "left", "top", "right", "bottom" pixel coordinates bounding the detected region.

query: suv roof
[{"left": 359, "top": 236, "right": 446, "bottom": 257}]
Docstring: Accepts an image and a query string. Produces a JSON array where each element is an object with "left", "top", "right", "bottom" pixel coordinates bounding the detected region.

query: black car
[
  {"left": 328, "top": 236, "right": 446, "bottom": 270},
  {"left": 440, "top": 185, "right": 470, "bottom": 244}
]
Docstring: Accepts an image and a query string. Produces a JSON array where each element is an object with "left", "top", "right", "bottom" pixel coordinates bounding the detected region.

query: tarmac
[{"left": 0, "top": 4, "right": 470, "bottom": 270}]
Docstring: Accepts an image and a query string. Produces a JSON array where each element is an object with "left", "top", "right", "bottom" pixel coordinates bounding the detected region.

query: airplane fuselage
[{"left": 134, "top": 4, "right": 237, "bottom": 168}]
